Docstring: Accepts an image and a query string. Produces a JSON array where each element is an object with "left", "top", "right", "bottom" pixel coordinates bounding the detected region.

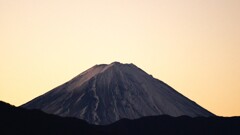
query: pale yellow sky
[{"left": 0, "top": 0, "right": 240, "bottom": 116}]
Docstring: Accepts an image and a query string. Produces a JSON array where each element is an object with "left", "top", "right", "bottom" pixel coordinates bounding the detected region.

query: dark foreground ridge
[{"left": 1, "top": 101, "right": 240, "bottom": 135}]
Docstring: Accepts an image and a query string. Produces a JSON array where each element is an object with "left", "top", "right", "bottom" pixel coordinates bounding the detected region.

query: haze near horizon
[{"left": 0, "top": 0, "right": 240, "bottom": 116}]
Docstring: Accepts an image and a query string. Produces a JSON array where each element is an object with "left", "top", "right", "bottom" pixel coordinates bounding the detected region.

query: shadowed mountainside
[
  {"left": 22, "top": 62, "right": 214, "bottom": 125},
  {"left": 1, "top": 101, "right": 240, "bottom": 135}
]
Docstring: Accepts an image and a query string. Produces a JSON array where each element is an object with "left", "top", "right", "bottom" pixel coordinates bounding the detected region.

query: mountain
[
  {"left": 0, "top": 101, "right": 93, "bottom": 135},
  {"left": 21, "top": 62, "right": 214, "bottom": 125},
  {"left": 1, "top": 101, "right": 240, "bottom": 135}
]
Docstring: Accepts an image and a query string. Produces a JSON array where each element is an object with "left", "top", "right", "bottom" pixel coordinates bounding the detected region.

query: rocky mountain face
[{"left": 21, "top": 62, "right": 214, "bottom": 125}]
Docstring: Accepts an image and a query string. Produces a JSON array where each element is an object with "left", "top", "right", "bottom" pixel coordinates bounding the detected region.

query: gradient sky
[{"left": 0, "top": 0, "right": 240, "bottom": 116}]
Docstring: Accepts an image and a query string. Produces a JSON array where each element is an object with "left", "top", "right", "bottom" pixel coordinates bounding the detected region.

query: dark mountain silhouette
[
  {"left": 22, "top": 62, "right": 213, "bottom": 125},
  {"left": 0, "top": 101, "right": 93, "bottom": 135},
  {"left": 1, "top": 101, "right": 240, "bottom": 135}
]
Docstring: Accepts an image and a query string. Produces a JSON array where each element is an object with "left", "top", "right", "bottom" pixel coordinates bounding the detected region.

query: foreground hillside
[{"left": 0, "top": 101, "right": 239, "bottom": 135}]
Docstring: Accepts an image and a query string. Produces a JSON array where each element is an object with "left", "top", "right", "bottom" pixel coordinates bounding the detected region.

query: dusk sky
[{"left": 0, "top": 0, "right": 240, "bottom": 116}]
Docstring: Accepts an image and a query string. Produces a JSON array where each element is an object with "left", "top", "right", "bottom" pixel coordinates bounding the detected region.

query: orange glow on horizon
[{"left": 0, "top": 0, "right": 240, "bottom": 116}]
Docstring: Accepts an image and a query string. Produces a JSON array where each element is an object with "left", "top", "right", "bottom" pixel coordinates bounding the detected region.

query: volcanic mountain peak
[
  {"left": 68, "top": 62, "right": 136, "bottom": 90},
  {"left": 22, "top": 62, "right": 214, "bottom": 125}
]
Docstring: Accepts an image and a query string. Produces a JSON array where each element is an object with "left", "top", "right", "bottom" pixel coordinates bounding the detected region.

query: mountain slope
[
  {"left": 22, "top": 62, "right": 214, "bottom": 125},
  {"left": 0, "top": 101, "right": 92, "bottom": 135}
]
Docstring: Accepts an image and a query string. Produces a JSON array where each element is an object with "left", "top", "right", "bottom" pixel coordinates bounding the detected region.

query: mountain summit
[{"left": 22, "top": 62, "right": 214, "bottom": 125}]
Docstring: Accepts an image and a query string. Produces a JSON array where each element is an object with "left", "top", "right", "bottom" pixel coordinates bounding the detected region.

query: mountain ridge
[{"left": 1, "top": 100, "right": 240, "bottom": 135}]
